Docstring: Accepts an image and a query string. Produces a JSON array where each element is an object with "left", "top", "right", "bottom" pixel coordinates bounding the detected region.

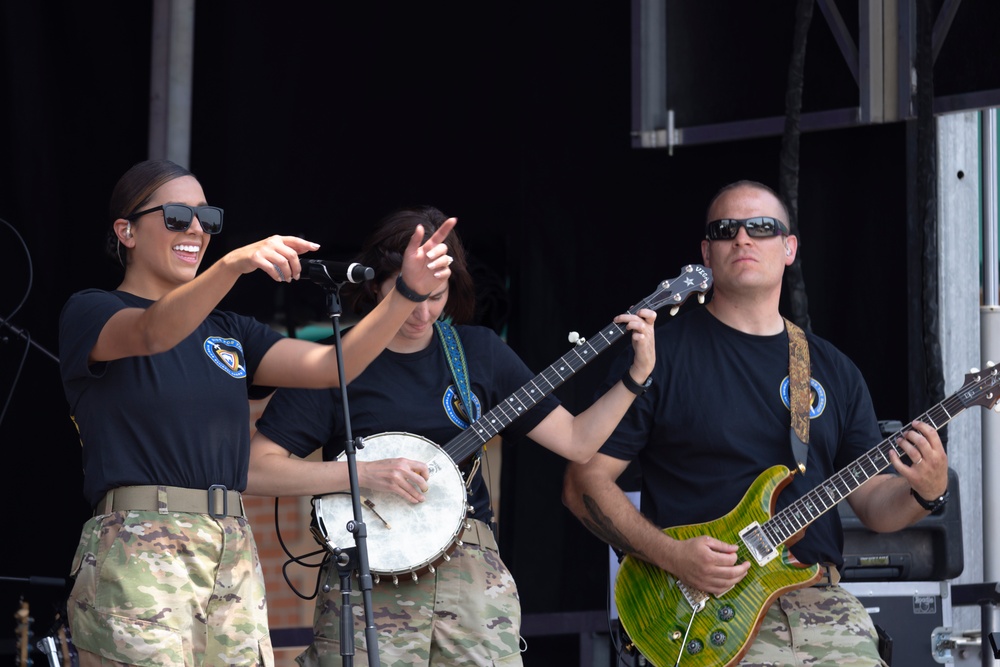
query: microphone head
[
  {"left": 303, "top": 259, "right": 374, "bottom": 285},
  {"left": 349, "top": 262, "right": 375, "bottom": 282}
]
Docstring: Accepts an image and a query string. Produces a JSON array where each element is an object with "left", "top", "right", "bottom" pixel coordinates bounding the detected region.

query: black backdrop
[{"left": 4, "top": 0, "right": 980, "bottom": 660}]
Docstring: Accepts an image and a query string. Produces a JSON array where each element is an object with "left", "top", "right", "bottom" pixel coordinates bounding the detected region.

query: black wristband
[
  {"left": 621, "top": 370, "right": 652, "bottom": 396},
  {"left": 395, "top": 274, "right": 429, "bottom": 302},
  {"left": 910, "top": 487, "right": 949, "bottom": 512}
]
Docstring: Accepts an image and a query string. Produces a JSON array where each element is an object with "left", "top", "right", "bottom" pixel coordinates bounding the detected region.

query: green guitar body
[{"left": 615, "top": 465, "right": 822, "bottom": 667}]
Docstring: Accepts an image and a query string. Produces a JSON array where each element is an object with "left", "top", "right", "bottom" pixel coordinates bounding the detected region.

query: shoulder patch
[
  {"left": 204, "top": 337, "right": 248, "bottom": 378},
  {"left": 442, "top": 385, "right": 482, "bottom": 429},
  {"left": 779, "top": 375, "right": 827, "bottom": 419}
]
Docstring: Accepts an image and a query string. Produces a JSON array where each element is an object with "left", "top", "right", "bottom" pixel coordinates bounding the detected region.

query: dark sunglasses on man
[
  {"left": 125, "top": 203, "right": 224, "bottom": 235},
  {"left": 705, "top": 216, "right": 788, "bottom": 241}
]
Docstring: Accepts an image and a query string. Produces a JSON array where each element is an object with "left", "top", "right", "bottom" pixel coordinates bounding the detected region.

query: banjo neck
[{"left": 437, "top": 265, "right": 713, "bottom": 466}]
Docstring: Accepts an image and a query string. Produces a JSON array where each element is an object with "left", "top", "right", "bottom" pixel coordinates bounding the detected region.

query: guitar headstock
[
  {"left": 961, "top": 362, "right": 1000, "bottom": 412},
  {"left": 641, "top": 264, "right": 713, "bottom": 316}
]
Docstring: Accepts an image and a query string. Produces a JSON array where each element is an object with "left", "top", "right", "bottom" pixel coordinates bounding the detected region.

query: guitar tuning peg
[
  {"left": 568, "top": 331, "right": 585, "bottom": 346},
  {"left": 987, "top": 360, "right": 996, "bottom": 368},
  {"left": 971, "top": 367, "right": 980, "bottom": 374},
  {"left": 697, "top": 294, "right": 705, "bottom": 304},
  {"left": 670, "top": 305, "right": 680, "bottom": 316}
]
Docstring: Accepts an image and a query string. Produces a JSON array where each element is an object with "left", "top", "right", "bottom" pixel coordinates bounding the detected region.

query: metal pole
[
  {"left": 148, "top": 0, "right": 194, "bottom": 166},
  {"left": 982, "top": 603, "right": 1000, "bottom": 667},
  {"left": 982, "top": 107, "right": 1000, "bottom": 584}
]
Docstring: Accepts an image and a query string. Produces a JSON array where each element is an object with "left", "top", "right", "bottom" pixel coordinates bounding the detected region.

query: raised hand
[
  {"left": 398, "top": 217, "right": 457, "bottom": 297},
  {"left": 615, "top": 307, "right": 657, "bottom": 382}
]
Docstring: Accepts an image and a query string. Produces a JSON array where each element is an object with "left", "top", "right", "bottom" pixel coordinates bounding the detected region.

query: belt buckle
[{"left": 208, "top": 484, "right": 228, "bottom": 519}]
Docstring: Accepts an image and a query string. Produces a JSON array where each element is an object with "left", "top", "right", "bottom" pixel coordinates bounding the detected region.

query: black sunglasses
[
  {"left": 705, "top": 216, "right": 788, "bottom": 241},
  {"left": 126, "top": 203, "right": 224, "bottom": 235}
]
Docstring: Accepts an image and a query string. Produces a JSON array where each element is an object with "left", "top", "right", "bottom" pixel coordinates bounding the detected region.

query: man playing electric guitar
[{"left": 563, "top": 180, "right": 951, "bottom": 667}]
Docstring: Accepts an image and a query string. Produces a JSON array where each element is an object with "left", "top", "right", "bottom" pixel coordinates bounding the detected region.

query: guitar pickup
[{"left": 739, "top": 521, "right": 778, "bottom": 566}]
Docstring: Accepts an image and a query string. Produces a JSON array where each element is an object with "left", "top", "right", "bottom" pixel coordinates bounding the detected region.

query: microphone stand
[
  {"left": 316, "top": 281, "right": 381, "bottom": 667},
  {"left": 0, "top": 314, "right": 59, "bottom": 363}
]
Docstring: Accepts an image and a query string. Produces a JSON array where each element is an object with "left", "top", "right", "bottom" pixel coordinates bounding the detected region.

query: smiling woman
[{"left": 57, "top": 159, "right": 457, "bottom": 667}]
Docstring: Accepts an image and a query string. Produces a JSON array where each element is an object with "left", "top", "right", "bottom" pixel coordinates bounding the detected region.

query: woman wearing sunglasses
[{"left": 57, "top": 159, "right": 455, "bottom": 667}]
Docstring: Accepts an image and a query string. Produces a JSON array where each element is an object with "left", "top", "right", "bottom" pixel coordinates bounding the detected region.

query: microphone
[{"left": 303, "top": 259, "right": 375, "bottom": 285}]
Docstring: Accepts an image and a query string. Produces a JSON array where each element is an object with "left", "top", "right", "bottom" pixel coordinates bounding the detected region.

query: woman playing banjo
[{"left": 247, "top": 205, "right": 656, "bottom": 667}]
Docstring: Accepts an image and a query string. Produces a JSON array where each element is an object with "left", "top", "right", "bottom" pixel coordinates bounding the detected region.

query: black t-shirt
[
  {"left": 60, "top": 289, "right": 284, "bottom": 507},
  {"left": 599, "top": 307, "right": 882, "bottom": 567},
  {"left": 255, "top": 324, "right": 560, "bottom": 524}
]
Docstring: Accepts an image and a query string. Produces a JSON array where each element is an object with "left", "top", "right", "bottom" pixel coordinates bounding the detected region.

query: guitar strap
[
  {"left": 785, "top": 317, "right": 811, "bottom": 473},
  {"left": 433, "top": 321, "right": 484, "bottom": 486},
  {"left": 434, "top": 320, "right": 479, "bottom": 424}
]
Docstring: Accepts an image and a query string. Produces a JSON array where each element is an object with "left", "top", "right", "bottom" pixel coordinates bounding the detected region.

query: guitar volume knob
[{"left": 717, "top": 605, "right": 735, "bottom": 622}]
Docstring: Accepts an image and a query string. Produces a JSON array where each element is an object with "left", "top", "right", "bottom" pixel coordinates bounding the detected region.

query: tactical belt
[
  {"left": 459, "top": 518, "right": 498, "bottom": 551},
  {"left": 96, "top": 484, "right": 245, "bottom": 519}
]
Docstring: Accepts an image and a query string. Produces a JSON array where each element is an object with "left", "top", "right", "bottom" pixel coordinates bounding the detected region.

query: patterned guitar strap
[
  {"left": 785, "top": 317, "right": 811, "bottom": 474},
  {"left": 433, "top": 320, "right": 483, "bottom": 488}
]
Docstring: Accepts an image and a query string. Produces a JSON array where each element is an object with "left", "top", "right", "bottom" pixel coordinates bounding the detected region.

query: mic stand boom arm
[
  {"left": 0, "top": 314, "right": 59, "bottom": 364},
  {"left": 319, "top": 283, "right": 381, "bottom": 667}
]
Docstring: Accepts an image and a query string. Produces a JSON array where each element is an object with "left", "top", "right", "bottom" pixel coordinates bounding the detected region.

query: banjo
[{"left": 312, "top": 265, "right": 713, "bottom": 584}]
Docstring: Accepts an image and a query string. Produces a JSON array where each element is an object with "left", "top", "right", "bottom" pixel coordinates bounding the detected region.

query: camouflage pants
[
  {"left": 67, "top": 510, "right": 273, "bottom": 667},
  {"left": 297, "top": 523, "right": 522, "bottom": 667},
  {"left": 739, "top": 585, "right": 888, "bottom": 666}
]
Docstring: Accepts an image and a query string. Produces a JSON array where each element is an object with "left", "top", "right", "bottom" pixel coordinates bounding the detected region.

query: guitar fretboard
[
  {"left": 440, "top": 301, "right": 647, "bottom": 465},
  {"left": 763, "top": 368, "right": 998, "bottom": 546}
]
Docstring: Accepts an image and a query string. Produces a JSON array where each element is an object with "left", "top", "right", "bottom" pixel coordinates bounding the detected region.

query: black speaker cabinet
[{"left": 838, "top": 467, "right": 963, "bottom": 582}]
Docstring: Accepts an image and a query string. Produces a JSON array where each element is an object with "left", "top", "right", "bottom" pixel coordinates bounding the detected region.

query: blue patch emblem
[
  {"left": 779, "top": 376, "right": 827, "bottom": 419},
  {"left": 442, "top": 385, "right": 482, "bottom": 429},
  {"left": 204, "top": 337, "right": 247, "bottom": 378}
]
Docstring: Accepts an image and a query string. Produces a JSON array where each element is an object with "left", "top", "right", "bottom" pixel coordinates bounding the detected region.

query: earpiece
[
  {"left": 125, "top": 222, "right": 132, "bottom": 239},
  {"left": 784, "top": 245, "right": 791, "bottom": 256}
]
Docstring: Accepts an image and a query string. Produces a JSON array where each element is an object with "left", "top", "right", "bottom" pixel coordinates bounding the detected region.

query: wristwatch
[
  {"left": 621, "top": 370, "right": 652, "bottom": 396},
  {"left": 910, "top": 487, "right": 949, "bottom": 512}
]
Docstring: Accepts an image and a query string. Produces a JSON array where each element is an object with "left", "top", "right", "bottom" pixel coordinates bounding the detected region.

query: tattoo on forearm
[{"left": 582, "top": 494, "right": 648, "bottom": 560}]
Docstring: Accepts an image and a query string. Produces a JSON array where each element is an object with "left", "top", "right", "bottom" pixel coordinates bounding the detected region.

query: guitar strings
[{"left": 729, "top": 373, "right": 986, "bottom": 575}]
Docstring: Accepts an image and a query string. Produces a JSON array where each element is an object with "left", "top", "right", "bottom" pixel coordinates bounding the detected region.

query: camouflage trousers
[
  {"left": 67, "top": 510, "right": 273, "bottom": 667},
  {"left": 297, "top": 521, "right": 522, "bottom": 667},
  {"left": 739, "top": 585, "right": 888, "bottom": 666}
]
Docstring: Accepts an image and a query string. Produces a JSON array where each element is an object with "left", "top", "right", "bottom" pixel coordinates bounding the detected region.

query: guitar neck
[
  {"left": 765, "top": 376, "right": 984, "bottom": 546},
  {"left": 440, "top": 318, "right": 632, "bottom": 464}
]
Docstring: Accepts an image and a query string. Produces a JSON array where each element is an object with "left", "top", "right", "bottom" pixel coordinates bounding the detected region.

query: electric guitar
[
  {"left": 312, "top": 265, "right": 713, "bottom": 583},
  {"left": 615, "top": 364, "right": 1000, "bottom": 667}
]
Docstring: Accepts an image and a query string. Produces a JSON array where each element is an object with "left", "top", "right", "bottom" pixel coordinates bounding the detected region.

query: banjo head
[{"left": 312, "top": 431, "right": 469, "bottom": 577}]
